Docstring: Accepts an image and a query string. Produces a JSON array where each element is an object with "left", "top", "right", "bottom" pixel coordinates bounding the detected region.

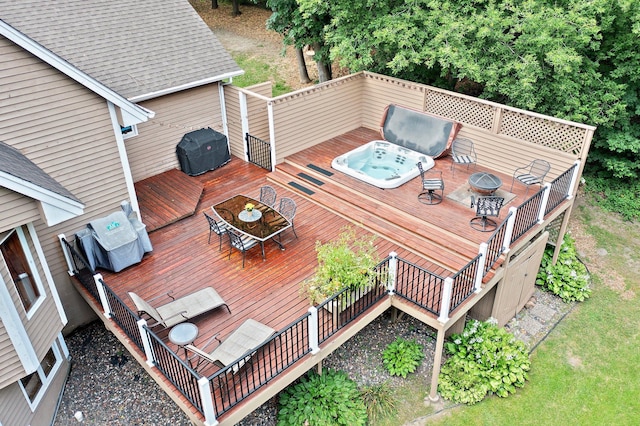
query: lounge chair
[
  {"left": 186, "top": 318, "right": 276, "bottom": 373},
  {"left": 128, "top": 287, "right": 230, "bottom": 328}
]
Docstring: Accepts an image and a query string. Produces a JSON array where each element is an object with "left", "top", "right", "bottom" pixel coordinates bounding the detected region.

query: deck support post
[
  {"left": 474, "top": 244, "right": 488, "bottom": 293},
  {"left": 428, "top": 329, "right": 446, "bottom": 402},
  {"left": 502, "top": 207, "right": 517, "bottom": 252},
  {"left": 58, "top": 233, "right": 75, "bottom": 275},
  {"left": 308, "top": 306, "right": 320, "bottom": 354},
  {"left": 566, "top": 160, "right": 581, "bottom": 200},
  {"left": 137, "top": 319, "right": 155, "bottom": 367},
  {"left": 94, "top": 274, "right": 112, "bottom": 318},
  {"left": 387, "top": 251, "right": 397, "bottom": 295},
  {"left": 437, "top": 277, "right": 454, "bottom": 323},
  {"left": 538, "top": 183, "right": 551, "bottom": 223},
  {"left": 198, "top": 377, "right": 218, "bottom": 426}
]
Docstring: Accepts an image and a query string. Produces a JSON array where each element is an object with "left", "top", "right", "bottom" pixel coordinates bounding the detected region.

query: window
[
  {"left": 0, "top": 227, "right": 42, "bottom": 313},
  {"left": 19, "top": 346, "right": 61, "bottom": 409}
]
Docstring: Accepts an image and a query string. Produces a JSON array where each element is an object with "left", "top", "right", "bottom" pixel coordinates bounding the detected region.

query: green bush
[
  {"left": 382, "top": 337, "right": 424, "bottom": 378},
  {"left": 536, "top": 234, "right": 591, "bottom": 302},
  {"left": 438, "top": 319, "right": 531, "bottom": 405},
  {"left": 361, "top": 381, "right": 396, "bottom": 423},
  {"left": 277, "top": 369, "right": 367, "bottom": 426}
]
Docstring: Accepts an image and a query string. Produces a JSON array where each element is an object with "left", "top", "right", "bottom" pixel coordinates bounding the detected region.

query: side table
[{"left": 169, "top": 322, "right": 199, "bottom": 359}]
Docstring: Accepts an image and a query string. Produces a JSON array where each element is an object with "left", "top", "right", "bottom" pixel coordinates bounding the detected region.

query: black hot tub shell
[{"left": 176, "top": 128, "right": 231, "bottom": 176}]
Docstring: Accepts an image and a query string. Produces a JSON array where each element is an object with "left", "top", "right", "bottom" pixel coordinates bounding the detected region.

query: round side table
[{"left": 169, "top": 322, "right": 199, "bottom": 358}]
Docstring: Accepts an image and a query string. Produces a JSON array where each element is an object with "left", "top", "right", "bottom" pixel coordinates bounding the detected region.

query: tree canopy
[{"left": 290, "top": 0, "right": 639, "bottom": 195}]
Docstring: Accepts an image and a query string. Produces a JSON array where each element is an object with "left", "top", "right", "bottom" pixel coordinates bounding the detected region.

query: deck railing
[
  {"left": 510, "top": 188, "right": 546, "bottom": 244},
  {"left": 316, "top": 259, "right": 390, "bottom": 344},
  {"left": 450, "top": 254, "right": 482, "bottom": 312},
  {"left": 207, "top": 312, "right": 312, "bottom": 416},
  {"left": 545, "top": 163, "right": 577, "bottom": 215},
  {"left": 393, "top": 258, "right": 445, "bottom": 315},
  {"left": 100, "top": 279, "right": 145, "bottom": 351},
  {"left": 61, "top": 238, "right": 100, "bottom": 300},
  {"left": 483, "top": 210, "right": 513, "bottom": 275}
]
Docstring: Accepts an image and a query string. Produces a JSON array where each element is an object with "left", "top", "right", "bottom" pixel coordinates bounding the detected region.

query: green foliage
[
  {"left": 300, "top": 226, "right": 380, "bottom": 305},
  {"left": 536, "top": 234, "right": 592, "bottom": 302},
  {"left": 382, "top": 338, "right": 424, "bottom": 378},
  {"left": 583, "top": 176, "right": 640, "bottom": 221},
  {"left": 360, "top": 381, "right": 397, "bottom": 423},
  {"left": 229, "top": 53, "right": 292, "bottom": 96},
  {"left": 438, "top": 319, "right": 531, "bottom": 405},
  {"left": 277, "top": 369, "right": 367, "bottom": 426}
]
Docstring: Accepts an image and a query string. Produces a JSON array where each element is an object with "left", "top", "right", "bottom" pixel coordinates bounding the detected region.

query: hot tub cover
[{"left": 379, "top": 104, "right": 461, "bottom": 158}]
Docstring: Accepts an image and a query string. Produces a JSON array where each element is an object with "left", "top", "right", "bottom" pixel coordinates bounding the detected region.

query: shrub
[
  {"left": 361, "top": 381, "right": 396, "bottom": 423},
  {"left": 277, "top": 369, "right": 367, "bottom": 426},
  {"left": 438, "top": 319, "right": 531, "bottom": 405},
  {"left": 300, "top": 226, "right": 380, "bottom": 305},
  {"left": 536, "top": 234, "right": 591, "bottom": 302},
  {"left": 382, "top": 337, "right": 424, "bottom": 378},
  {"left": 584, "top": 176, "right": 640, "bottom": 222}
]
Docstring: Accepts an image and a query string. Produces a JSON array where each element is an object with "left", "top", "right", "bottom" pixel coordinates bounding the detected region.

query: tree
[
  {"left": 304, "top": 0, "right": 639, "bottom": 188},
  {"left": 266, "top": 0, "right": 332, "bottom": 82}
]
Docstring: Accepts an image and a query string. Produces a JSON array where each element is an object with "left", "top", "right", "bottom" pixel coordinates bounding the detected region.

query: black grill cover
[{"left": 176, "top": 128, "right": 230, "bottom": 176}]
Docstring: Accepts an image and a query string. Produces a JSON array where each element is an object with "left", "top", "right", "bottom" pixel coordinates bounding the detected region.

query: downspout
[{"left": 107, "top": 101, "right": 142, "bottom": 221}]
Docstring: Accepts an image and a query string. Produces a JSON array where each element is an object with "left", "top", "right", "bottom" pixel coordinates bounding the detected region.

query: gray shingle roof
[
  {"left": 1, "top": 0, "right": 242, "bottom": 100},
  {"left": 0, "top": 141, "right": 81, "bottom": 203}
]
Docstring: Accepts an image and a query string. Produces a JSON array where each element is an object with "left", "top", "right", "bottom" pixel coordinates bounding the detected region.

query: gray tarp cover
[{"left": 380, "top": 104, "right": 461, "bottom": 158}]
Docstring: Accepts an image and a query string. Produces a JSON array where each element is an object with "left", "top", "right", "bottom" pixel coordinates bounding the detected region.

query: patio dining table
[{"left": 213, "top": 194, "right": 292, "bottom": 258}]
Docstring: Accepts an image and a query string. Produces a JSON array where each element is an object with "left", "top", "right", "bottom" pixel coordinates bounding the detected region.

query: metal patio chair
[
  {"left": 227, "top": 229, "right": 264, "bottom": 268},
  {"left": 417, "top": 161, "right": 444, "bottom": 205},
  {"left": 203, "top": 211, "right": 228, "bottom": 251},
  {"left": 450, "top": 137, "right": 477, "bottom": 176},
  {"left": 259, "top": 185, "right": 277, "bottom": 208},
  {"left": 510, "top": 159, "right": 551, "bottom": 196},
  {"left": 470, "top": 195, "right": 505, "bottom": 232},
  {"left": 277, "top": 197, "right": 298, "bottom": 238}
]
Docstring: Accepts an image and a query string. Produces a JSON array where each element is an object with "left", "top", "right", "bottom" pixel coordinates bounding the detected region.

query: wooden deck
[{"left": 94, "top": 128, "right": 541, "bottom": 423}]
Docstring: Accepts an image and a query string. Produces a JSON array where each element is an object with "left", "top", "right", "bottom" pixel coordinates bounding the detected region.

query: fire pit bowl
[{"left": 469, "top": 172, "right": 502, "bottom": 195}]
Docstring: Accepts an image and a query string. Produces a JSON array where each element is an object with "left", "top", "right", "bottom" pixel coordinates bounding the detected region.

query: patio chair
[
  {"left": 469, "top": 195, "right": 505, "bottom": 232},
  {"left": 450, "top": 137, "right": 477, "bottom": 176},
  {"left": 417, "top": 161, "right": 444, "bottom": 205},
  {"left": 227, "top": 229, "right": 264, "bottom": 268},
  {"left": 276, "top": 197, "right": 298, "bottom": 238},
  {"left": 186, "top": 318, "right": 276, "bottom": 373},
  {"left": 510, "top": 159, "right": 551, "bottom": 196},
  {"left": 203, "top": 211, "right": 228, "bottom": 251},
  {"left": 259, "top": 185, "right": 277, "bottom": 208},
  {"left": 128, "top": 287, "right": 230, "bottom": 329}
]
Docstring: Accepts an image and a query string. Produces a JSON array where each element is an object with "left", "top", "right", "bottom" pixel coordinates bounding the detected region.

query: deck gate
[{"left": 246, "top": 133, "right": 272, "bottom": 170}]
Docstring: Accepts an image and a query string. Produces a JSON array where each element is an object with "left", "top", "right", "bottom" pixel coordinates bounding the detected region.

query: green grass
[
  {"left": 424, "top": 204, "right": 640, "bottom": 425},
  {"left": 230, "top": 53, "right": 292, "bottom": 96}
]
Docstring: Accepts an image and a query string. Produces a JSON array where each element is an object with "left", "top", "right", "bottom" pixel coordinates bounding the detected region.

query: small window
[
  {"left": 20, "top": 346, "right": 61, "bottom": 409},
  {"left": 121, "top": 123, "right": 138, "bottom": 139},
  {"left": 1, "top": 228, "right": 41, "bottom": 312}
]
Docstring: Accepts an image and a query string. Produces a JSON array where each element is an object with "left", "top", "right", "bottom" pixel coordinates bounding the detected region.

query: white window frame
[
  {"left": 0, "top": 226, "right": 46, "bottom": 319},
  {"left": 18, "top": 341, "right": 62, "bottom": 411}
]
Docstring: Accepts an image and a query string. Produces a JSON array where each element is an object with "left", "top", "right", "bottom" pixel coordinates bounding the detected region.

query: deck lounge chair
[
  {"left": 186, "top": 318, "right": 276, "bottom": 373},
  {"left": 128, "top": 287, "right": 230, "bottom": 328}
]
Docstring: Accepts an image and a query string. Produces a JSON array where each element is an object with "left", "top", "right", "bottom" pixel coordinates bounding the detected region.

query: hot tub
[{"left": 331, "top": 140, "right": 435, "bottom": 189}]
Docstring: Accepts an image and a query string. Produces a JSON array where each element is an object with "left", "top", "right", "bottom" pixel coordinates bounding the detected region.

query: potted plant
[{"left": 300, "top": 226, "right": 381, "bottom": 307}]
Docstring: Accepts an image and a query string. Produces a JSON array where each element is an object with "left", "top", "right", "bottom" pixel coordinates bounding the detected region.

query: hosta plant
[
  {"left": 438, "top": 318, "right": 530, "bottom": 405},
  {"left": 536, "top": 234, "right": 591, "bottom": 302},
  {"left": 382, "top": 337, "right": 424, "bottom": 378},
  {"left": 277, "top": 369, "right": 367, "bottom": 426}
]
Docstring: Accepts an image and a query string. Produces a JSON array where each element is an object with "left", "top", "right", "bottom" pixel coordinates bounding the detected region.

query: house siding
[
  {"left": 1, "top": 37, "right": 133, "bottom": 329},
  {"left": 222, "top": 85, "right": 244, "bottom": 159},
  {"left": 129, "top": 84, "right": 224, "bottom": 181},
  {"left": 0, "top": 188, "right": 40, "bottom": 233}
]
